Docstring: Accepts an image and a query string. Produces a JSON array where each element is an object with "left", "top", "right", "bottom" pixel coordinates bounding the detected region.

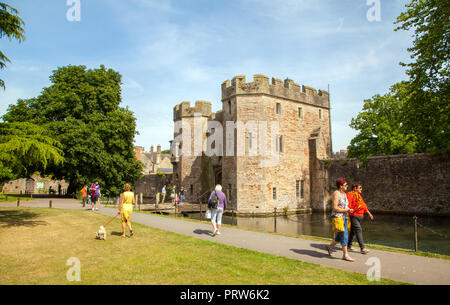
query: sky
[{"left": 0, "top": 0, "right": 414, "bottom": 153}]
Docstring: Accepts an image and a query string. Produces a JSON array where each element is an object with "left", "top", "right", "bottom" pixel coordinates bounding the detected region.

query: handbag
[
  {"left": 205, "top": 209, "right": 211, "bottom": 219},
  {"left": 332, "top": 217, "right": 344, "bottom": 233}
]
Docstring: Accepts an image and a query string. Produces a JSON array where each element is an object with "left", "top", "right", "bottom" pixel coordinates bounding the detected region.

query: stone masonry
[{"left": 171, "top": 74, "right": 331, "bottom": 214}]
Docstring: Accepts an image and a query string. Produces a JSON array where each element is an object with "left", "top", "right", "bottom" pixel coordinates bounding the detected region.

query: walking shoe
[
  {"left": 212, "top": 229, "right": 217, "bottom": 237},
  {"left": 361, "top": 249, "right": 369, "bottom": 254},
  {"left": 216, "top": 231, "right": 221, "bottom": 235},
  {"left": 130, "top": 230, "right": 134, "bottom": 237}
]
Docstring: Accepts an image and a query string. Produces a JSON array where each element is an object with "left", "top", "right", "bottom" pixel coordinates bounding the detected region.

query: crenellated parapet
[
  {"left": 173, "top": 100, "right": 212, "bottom": 121},
  {"left": 221, "top": 74, "right": 330, "bottom": 108}
]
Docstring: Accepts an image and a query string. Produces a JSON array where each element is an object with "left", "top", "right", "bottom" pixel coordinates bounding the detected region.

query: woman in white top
[{"left": 326, "top": 177, "right": 355, "bottom": 262}]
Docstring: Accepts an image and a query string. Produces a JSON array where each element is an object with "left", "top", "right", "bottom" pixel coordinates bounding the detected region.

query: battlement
[
  {"left": 173, "top": 100, "right": 212, "bottom": 121},
  {"left": 221, "top": 74, "right": 329, "bottom": 108}
]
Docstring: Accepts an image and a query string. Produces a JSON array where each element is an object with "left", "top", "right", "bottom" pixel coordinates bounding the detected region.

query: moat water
[{"left": 182, "top": 212, "right": 450, "bottom": 256}]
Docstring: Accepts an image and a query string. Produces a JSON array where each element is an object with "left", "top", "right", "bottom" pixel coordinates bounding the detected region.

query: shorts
[
  {"left": 211, "top": 207, "right": 224, "bottom": 225},
  {"left": 91, "top": 195, "right": 99, "bottom": 203},
  {"left": 334, "top": 217, "right": 349, "bottom": 246}
]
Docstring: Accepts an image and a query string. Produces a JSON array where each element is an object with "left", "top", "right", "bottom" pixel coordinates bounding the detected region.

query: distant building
[{"left": 134, "top": 145, "right": 173, "bottom": 175}]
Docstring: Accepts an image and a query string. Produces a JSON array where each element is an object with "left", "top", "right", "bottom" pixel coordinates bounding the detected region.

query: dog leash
[{"left": 103, "top": 211, "right": 121, "bottom": 228}]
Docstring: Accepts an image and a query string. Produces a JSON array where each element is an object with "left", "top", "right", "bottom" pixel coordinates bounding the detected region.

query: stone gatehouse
[{"left": 170, "top": 74, "right": 331, "bottom": 214}]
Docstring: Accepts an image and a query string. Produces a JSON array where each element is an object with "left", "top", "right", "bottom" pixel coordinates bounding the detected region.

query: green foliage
[
  {"left": 161, "top": 149, "right": 171, "bottom": 154},
  {"left": 395, "top": 0, "right": 449, "bottom": 93},
  {"left": 2, "top": 65, "right": 143, "bottom": 196},
  {"left": 0, "top": 122, "right": 64, "bottom": 184},
  {"left": 0, "top": 2, "right": 25, "bottom": 90},
  {"left": 394, "top": 0, "right": 449, "bottom": 152},
  {"left": 348, "top": 83, "right": 418, "bottom": 160},
  {"left": 349, "top": 0, "right": 449, "bottom": 159}
]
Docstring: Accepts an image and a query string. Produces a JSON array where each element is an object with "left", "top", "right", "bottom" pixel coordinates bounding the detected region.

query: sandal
[
  {"left": 130, "top": 230, "right": 134, "bottom": 237},
  {"left": 361, "top": 249, "right": 369, "bottom": 254},
  {"left": 343, "top": 256, "right": 355, "bottom": 262}
]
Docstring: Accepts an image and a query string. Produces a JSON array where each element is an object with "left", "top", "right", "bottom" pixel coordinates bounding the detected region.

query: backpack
[{"left": 208, "top": 191, "right": 219, "bottom": 209}]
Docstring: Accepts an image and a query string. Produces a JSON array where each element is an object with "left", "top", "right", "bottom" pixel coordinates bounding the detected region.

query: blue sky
[{"left": 0, "top": 0, "right": 413, "bottom": 152}]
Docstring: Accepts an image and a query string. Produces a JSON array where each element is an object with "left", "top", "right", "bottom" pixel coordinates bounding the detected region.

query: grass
[
  {"left": 0, "top": 194, "right": 34, "bottom": 202},
  {"left": 0, "top": 207, "right": 406, "bottom": 285}
]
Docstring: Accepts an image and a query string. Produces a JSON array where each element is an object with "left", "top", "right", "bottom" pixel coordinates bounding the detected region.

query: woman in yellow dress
[{"left": 119, "top": 183, "right": 135, "bottom": 237}]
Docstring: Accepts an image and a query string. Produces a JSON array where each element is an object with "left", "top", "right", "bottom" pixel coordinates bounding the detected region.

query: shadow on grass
[{"left": 0, "top": 209, "right": 48, "bottom": 228}]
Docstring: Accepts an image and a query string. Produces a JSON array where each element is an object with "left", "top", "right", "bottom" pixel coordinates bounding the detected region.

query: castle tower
[
  {"left": 221, "top": 74, "right": 331, "bottom": 213},
  {"left": 172, "top": 100, "right": 212, "bottom": 201}
]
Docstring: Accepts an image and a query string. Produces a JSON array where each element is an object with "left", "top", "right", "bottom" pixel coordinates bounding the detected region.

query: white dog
[{"left": 96, "top": 226, "right": 107, "bottom": 240}]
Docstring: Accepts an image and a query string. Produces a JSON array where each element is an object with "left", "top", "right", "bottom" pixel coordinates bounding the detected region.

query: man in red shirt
[{"left": 347, "top": 182, "right": 374, "bottom": 254}]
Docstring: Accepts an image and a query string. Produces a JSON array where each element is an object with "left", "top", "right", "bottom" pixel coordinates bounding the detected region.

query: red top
[{"left": 347, "top": 191, "right": 368, "bottom": 217}]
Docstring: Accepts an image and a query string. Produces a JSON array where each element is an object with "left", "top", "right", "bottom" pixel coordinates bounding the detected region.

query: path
[{"left": 2, "top": 198, "right": 450, "bottom": 285}]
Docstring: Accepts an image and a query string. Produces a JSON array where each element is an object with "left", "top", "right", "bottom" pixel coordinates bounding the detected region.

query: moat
[{"left": 183, "top": 212, "right": 450, "bottom": 256}]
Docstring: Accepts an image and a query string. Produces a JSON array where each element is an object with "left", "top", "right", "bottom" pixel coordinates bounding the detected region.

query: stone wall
[
  {"left": 134, "top": 174, "right": 173, "bottom": 198},
  {"left": 325, "top": 153, "right": 450, "bottom": 216},
  {"left": 2, "top": 175, "right": 69, "bottom": 195}
]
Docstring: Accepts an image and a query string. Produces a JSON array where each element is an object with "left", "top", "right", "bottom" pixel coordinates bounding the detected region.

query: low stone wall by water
[{"left": 326, "top": 152, "right": 450, "bottom": 216}]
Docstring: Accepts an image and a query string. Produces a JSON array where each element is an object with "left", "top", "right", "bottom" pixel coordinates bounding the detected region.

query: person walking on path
[
  {"left": 326, "top": 177, "right": 355, "bottom": 262},
  {"left": 209, "top": 184, "right": 227, "bottom": 237},
  {"left": 80, "top": 185, "right": 88, "bottom": 206},
  {"left": 119, "top": 183, "right": 135, "bottom": 237},
  {"left": 347, "top": 182, "right": 374, "bottom": 254},
  {"left": 161, "top": 185, "right": 167, "bottom": 204},
  {"left": 90, "top": 180, "right": 101, "bottom": 211}
]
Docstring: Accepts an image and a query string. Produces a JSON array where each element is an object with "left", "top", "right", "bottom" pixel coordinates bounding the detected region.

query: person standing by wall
[
  {"left": 161, "top": 185, "right": 167, "bottom": 204},
  {"left": 347, "top": 182, "right": 374, "bottom": 254},
  {"left": 209, "top": 184, "right": 227, "bottom": 237},
  {"left": 179, "top": 186, "right": 185, "bottom": 203},
  {"left": 119, "top": 183, "right": 135, "bottom": 237},
  {"left": 326, "top": 177, "right": 355, "bottom": 262},
  {"left": 171, "top": 185, "right": 177, "bottom": 205}
]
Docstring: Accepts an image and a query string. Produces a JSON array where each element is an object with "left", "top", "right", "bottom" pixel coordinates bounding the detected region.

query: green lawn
[
  {"left": 0, "top": 207, "right": 407, "bottom": 285},
  {"left": 0, "top": 194, "right": 34, "bottom": 202}
]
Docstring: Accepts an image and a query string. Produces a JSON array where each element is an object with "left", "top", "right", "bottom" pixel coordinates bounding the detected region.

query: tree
[
  {"left": 348, "top": 0, "right": 449, "bottom": 159},
  {"left": 394, "top": 0, "right": 449, "bottom": 152},
  {"left": 348, "top": 83, "right": 419, "bottom": 160},
  {"left": 0, "top": 122, "right": 64, "bottom": 185},
  {"left": 0, "top": 2, "right": 25, "bottom": 90},
  {"left": 3, "top": 65, "right": 143, "bottom": 196}
]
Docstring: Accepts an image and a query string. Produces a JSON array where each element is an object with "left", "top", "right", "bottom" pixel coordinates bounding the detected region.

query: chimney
[{"left": 156, "top": 145, "right": 162, "bottom": 165}]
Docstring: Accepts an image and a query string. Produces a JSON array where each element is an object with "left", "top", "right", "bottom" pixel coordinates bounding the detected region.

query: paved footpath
[{"left": 3, "top": 198, "right": 450, "bottom": 285}]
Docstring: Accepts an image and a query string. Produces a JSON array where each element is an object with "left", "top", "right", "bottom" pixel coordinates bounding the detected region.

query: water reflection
[{"left": 184, "top": 212, "right": 450, "bottom": 256}]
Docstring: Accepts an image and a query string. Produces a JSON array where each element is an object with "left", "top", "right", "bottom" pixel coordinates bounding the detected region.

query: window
[
  {"left": 273, "top": 187, "right": 277, "bottom": 200},
  {"left": 228, "top": 100, "right": 232, "bottom": 114},
  {"left": 249, "top": 132, "right": 252, "bottom": 150},
  {"left": 297, "top": 180, "right": 305, "bottom": 199},
  {"left": 319, "top": 109, "right": 322, "bottom": 119},
  {"left": 276, "top": 103, "right": 281, "bottom": 115},
  {"left": 190, "top": 185, "right": 193, "bottom": 196},
  {"left": 301, "top": 180, "right": 304, "bottom": 199},
  {"left": 276, "top": 135, "right": 283, "bottom": 153},
  {"left": 298, "top": 107, "right": 303, "bottom": 119},
  {"left": 228, "top": 184, "right": 232, "bottom": 201}
]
